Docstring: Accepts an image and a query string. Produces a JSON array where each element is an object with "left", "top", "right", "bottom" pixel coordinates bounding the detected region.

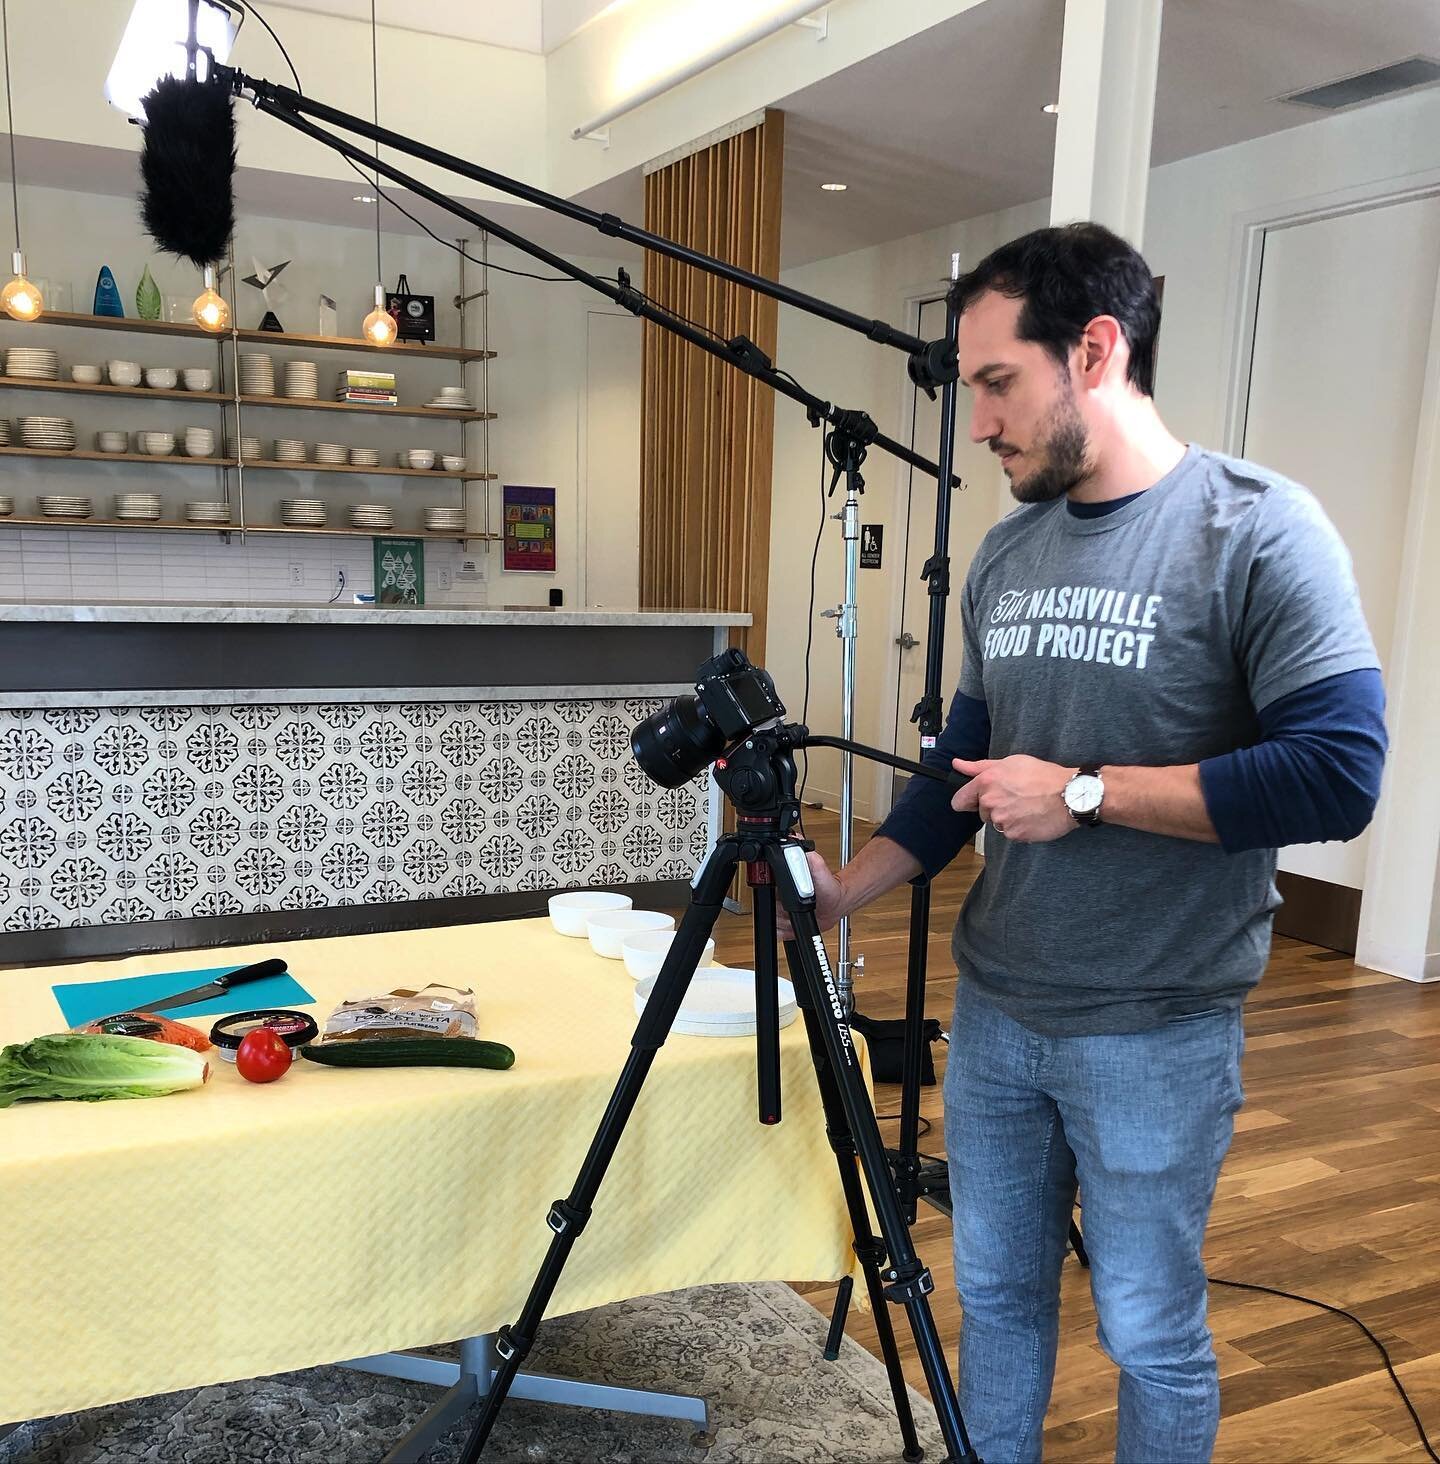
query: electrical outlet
[
  {"left": 288, "top": 562, "right": 304, "bottom": 586},
  {"left": 435, "top": 564, "right": 454, "bottom": 591}
]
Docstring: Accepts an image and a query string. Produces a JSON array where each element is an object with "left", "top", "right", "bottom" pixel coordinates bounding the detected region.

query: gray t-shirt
[{"left": 952, "top": 444, "right": 1379, "bottom": 1034}]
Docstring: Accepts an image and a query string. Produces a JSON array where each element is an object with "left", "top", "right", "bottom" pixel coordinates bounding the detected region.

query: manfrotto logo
[{"left": 812, "top": 935, "right": 854, "bottom": 1056}]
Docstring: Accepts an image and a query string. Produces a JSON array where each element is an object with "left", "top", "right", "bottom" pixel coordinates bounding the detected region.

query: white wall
[
  {"left": 0, "top": 181, "right": 639, "bottom": 607},
  {"left": 771, "top": 83, "right": 1440, "bottom": 821}
]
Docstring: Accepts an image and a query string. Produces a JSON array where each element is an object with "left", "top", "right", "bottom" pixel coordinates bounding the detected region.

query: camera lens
[{"left": 631, "top": 695, "right": 725, "bottom": 789}]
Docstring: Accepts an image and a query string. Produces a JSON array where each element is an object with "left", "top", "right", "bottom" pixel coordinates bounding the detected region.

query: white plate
[
  {"left": 548, "top": 889, "right": 631, "bottom": 936},
  {"left": 633, "top": 967, "right": 798, "bottom": 1037}
]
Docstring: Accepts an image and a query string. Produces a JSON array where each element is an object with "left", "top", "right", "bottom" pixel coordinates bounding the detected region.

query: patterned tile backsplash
[{"left": 0, "top": 699, "right": 710, "bottom": 932}]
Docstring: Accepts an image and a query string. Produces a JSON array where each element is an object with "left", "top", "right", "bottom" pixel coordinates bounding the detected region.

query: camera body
[{"left": 630, "top": 648, "right": 787, "bottom": 789}]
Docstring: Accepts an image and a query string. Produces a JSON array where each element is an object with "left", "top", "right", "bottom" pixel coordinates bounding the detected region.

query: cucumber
[{"left": 301, "top": 1038, "right": 515, "bottom": 1070}]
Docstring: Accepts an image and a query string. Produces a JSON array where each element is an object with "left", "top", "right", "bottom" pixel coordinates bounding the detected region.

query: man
[{"left": 801, "top": 223, "right": 1388, "bottom": 1461}]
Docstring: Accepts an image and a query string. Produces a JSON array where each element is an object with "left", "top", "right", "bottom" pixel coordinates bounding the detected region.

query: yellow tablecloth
[{"left": 0, "top": 918, "right": 862, "bottom": 1425}]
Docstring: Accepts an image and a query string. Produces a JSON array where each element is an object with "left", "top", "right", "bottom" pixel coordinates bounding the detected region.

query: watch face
[{"left": 1066, "top": 774, "right": 1104, "bottom": 813}]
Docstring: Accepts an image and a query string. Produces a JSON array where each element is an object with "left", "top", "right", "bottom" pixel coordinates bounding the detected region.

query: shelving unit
[{"left": 0, "top": 238, "right": 499, "bottom": 548}]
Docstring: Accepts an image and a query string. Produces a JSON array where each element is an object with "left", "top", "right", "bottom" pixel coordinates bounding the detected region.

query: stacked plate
[
  {"left": 6, "top": 346, "right": 59, "bottom": 381},
  {"left": 425, "top": 383, "right": 473, "bottom": 410},
  {"left": 0, "top": 495, "right": 13, "bottom": 517},
  {"left": 634, "top": 968, "right": 798, "bottom": 1038},
  {"left": 349, "top": 503, "right": 394, "bottom": 530},
  {"left": 349, "top": 446, "right": 381, "bottom": 467},
  {"left": 19, "top": 416, "right": 77, "bottom": 450},
  {"left": 314, "top": 441, "right": 347, "bottom": 464},
  {"left": 424, "top": 505, "right": 467, "bottom": 532},
  {"left": 281, "top": 498, "right": 326, "bottom": 526},
  {"left": 114, "top": 492, "right": 162, "bottom": 521},
  {"left": 185, "top": 500, "right": 232, "bottom": 524},
  {"left": 0, "top": 418, "right": 11, "bottom": 446},
  {"left": 274, "top": 438, "right": 307, "bottom": 463},
  {"left": 283, "top": 360, "right": 318, "bottom": 399},
  {"left": 39, "top": 495, "right": 92, "bottom": 519},
  {"left": 239, "top": 436, "right": 262, "bottom": 460},
  {"left": 239, "top": 353, "right": 275, "bottom": 396}
]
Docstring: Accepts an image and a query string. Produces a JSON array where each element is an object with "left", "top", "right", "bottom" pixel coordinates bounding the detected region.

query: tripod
[{"left": 458, "top": 724, "right": 979, "bottom": 1464}]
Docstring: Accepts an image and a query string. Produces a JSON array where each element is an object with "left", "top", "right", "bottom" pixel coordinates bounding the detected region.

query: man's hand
[
  {"left": 951, "top": 755, "right": 1077, "bottom": 844},
  {"left": 776, "top": 850, "right": 848, "bottom": 940}
]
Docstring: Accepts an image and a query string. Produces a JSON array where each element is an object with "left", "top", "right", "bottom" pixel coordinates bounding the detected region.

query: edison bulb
[
  {"left": 3, "top": 252, "right": 42, "bottom": 321},
  {"left": 363, "top": 282, "right": 397, "bottom": 346},
  {"left": 192, "top": 266, "right": 230, "bottom": 332}
]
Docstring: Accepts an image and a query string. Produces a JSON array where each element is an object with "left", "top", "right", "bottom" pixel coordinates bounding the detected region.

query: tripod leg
[
  {"left": 456, "top": 839, "right": 738, "bottom": 1463},
  {"left": 751, "top": 874, "right": 782, "bottom": 1125},
  {"left": 783, "top": 935, "right": 926, "bottom": 1464},
  {"left": 770, "top": 849, "right": 977, "bottom": 1463}
]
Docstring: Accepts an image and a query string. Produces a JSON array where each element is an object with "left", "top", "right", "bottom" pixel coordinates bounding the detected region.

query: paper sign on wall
[{"left": 504, "top": 485, "right": 557, "bottom": 572}]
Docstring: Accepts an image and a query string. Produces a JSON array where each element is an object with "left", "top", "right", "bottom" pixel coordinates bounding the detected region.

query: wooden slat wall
[{"left": 640, "top": 111, "right": 785, "bottom": 666}]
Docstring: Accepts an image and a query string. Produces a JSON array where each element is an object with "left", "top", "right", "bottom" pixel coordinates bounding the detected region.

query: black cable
[
  {"left": 1205, "top": 1275, "right": 1439, "bottom": 1462},
  {"left": 874, "top": 1113, "right": 932, "bottom": 1139},
  {"left": 1, "top": 0, "right": 20, "bottom": 253},
  {"left": 368, "top": 0, "right": 381, "bottom": 285}
]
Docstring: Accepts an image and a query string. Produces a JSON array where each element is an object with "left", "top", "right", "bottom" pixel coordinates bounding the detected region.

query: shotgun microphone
[{"left": 138, "top": 74, "right": 237, "bottom": 268}]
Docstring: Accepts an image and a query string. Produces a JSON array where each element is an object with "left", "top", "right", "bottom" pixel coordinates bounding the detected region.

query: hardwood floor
[{"left": 703, "top": 810, "right": 1440, "bottom": 1462}]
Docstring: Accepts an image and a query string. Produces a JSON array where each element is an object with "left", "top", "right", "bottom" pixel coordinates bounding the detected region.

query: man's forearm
[
  {"left": 1100, "top": 763, "right": 1219, "bottom": 843},
  {"left": 838, "top": 834, "right": 924, "bottom": 915}
]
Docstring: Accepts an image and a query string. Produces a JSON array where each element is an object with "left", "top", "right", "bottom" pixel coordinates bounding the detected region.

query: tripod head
[{"left": 712, "top": 723, "right": 812, "bottom": 833}]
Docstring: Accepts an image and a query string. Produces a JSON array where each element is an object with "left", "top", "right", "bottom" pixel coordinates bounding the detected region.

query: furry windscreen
[{"left": 139, "top": 75, "right": 237, "bottom": 268}]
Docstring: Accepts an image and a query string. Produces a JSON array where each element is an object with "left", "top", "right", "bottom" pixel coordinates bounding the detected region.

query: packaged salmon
[{"left": 73, "top": 1011, "right": 213, "bottom": 1052}]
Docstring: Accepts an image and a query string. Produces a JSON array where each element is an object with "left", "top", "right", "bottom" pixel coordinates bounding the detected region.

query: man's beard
[{"left": 1007, "top": 390, "right": 1090, "bottom": 504}]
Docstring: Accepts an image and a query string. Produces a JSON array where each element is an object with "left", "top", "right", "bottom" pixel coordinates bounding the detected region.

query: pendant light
[
  {"left": 192, "top": 263, "right": 230, "bottom": 332},
  {"left": 360, "top": 0, "right": 396, "bottom": 347},
  {"left": 1, "top": 0, "right": 41, "bottom": 321}
]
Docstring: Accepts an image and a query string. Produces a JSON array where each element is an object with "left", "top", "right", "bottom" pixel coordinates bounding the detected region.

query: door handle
[{"left": 895, "top": 631, "right": 918, "bottom": 650}]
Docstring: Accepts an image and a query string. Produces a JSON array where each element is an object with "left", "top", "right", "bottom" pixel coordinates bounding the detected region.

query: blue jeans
[{"left": 944, "top": 989, "right": 1244, "bottom": 1463}]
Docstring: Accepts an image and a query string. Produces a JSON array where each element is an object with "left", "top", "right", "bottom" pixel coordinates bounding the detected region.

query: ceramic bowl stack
[
  {"left": 6, "top": 346, "right": 59, "bottom": 381},
  {"left": 107, "top": 360, "right": 142, "bottom": 387},
  {"left": 282, "top": 360, "right": 318, "bottom": 399},
  {"left": 38, "top": 495, "right": 92, "bottom": 519},
  {"left": 184, "top": 426, "right": 216, "bottom": 459},
  {"left": 239, "top": 436, "right": 262, "bottom": 460},
  {"left": 281, "top": 498, "right": 326, "bottom": 527},
  {"left": 426, "top": 383, "right": 473, "bottom": 410},
  {"left": 349, "top": 446, "right": 380, "bottom": 468},
  {"left": 182, "top": 368, "right": 214, "bottom": 393},
  {"left": 95, "top": 431, "right": 128, "bottom": 454},
  {"left": 314, "top": 441, "right": 347, "bottom": 465},
  {"left": 70, "top": 365, "right": 102, "bottom": 385},
  {"left": 113, "top": 492, "right": 161, "bottom": 522},
  {"left": 144, "top": 367, "right": 178, "bottom": 390},
  {"left": 424, "top": 505, "right": 467, "bottom": 533},
  {"left": 239, "top": 353, "right": 275, "bottom": 397},
  {"left": 349, "top": 503, "right": 394, "bottom": 530},
  {"left": 441, "top": 455, "right": 465, "bottom": 472},
  {"left": 19, "top": 416, "right": 77, "bottom": 451},
  {"left": 138, "top": 431, "right": 176, "bottom": 458},
  {"left": 185, "top": 500, "right": 232, "bottom": 525},
  {"left": 274, "top": 438, "right": 307, "bottom": 463}
]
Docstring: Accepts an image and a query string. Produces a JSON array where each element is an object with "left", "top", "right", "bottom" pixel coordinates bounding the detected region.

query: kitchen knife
[{"left": 108, "top": 958, "right": 291, "bottom": 1020}]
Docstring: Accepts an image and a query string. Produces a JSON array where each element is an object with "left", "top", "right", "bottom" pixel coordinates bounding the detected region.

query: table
[{"left": 0, "top": 918, "right": 859, "bottom": 1448}]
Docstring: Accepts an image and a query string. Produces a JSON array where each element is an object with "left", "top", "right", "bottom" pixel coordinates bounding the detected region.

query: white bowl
[
  {"left": 95, "top": 432, "right": 127, "bottom": 453},
  {"left": 144, "top": 367, "right": 178, "bottom": 390},
  {"left": 70, "top": 365, "right": 102, "bottom": 384},
  {"left": 441, "top": 455, "right": 465, "bottom": 472},
  {"left": 586, "top": 908, "right": 675, "bottom": 959},
  {"left": 139, "top": 433, "right": 175, "bottom": 456},
  {"left": 182, "top": 368, "right": 214, "bottom": 392},
  {"left": 548, "top": 889, "right": 632, "bottom": 937},
  {"left": 407, "top": 450, "right": 436, "bottom": 470},
  {"left": 622, "top": 930, "right": 714, "bottom": 983},
  {"left": 107, "top": 361, "right": 141, "bottom": 386}
]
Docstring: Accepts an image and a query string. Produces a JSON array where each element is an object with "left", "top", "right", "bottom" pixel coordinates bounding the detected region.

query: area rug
[{"left": 2, "top": 1281, "right": 949, "bottom": 1463}]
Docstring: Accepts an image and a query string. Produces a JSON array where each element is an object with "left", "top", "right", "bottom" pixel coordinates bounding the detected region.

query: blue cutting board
[{"left": 53, "top": 966, "right": 315, "bottom": 1028}]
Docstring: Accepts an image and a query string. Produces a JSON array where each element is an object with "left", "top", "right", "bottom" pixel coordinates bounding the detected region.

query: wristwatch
[{"left": 1063, "top": 766, "right": 1105, "bottom": 827}]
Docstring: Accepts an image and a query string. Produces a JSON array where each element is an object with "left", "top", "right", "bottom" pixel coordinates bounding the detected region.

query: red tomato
[{"left": 235, "top": 1027, "right": 293, "bottom": 1083}]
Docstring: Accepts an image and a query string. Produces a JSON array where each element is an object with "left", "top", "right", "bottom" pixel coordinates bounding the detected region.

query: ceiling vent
[{"left": 1280, "top": 55, "right": 1440, "bottom": 110}]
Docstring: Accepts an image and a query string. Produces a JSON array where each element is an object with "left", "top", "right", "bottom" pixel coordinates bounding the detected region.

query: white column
[
  {"left": 1049, "top": 0, "right": 1163, "bottom": 246},
  {"left": 1356, "top": 250, "right": 1440, "bottom": 983}
]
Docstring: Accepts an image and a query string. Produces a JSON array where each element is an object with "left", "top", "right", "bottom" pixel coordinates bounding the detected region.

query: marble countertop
[{"left": 0, "top": 601, "right": 753, "bottom": 629}]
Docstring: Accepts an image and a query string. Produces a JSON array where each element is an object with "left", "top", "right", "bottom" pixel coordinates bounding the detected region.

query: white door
[
  {"left": 583, "top": 310, "right": 642, "bottom": 608},
  {"left": 1241, "top": 195, "right": 1440, "bottom": 889}
]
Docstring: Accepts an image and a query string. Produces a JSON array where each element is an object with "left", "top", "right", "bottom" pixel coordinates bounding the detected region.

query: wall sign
[
  {"left": 373, "top": 536, "right": 425, "bottom": 605},
  {"left": 860, "top": 523, "right": 884, "bottom": 569},
  {"left": 504, "top": 485, "right": 557, "bottom": 572}
]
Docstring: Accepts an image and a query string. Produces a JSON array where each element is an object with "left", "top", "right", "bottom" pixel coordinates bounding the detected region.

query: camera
[{"left": 630, "top": 648, "right": 787, "bottom": 789}]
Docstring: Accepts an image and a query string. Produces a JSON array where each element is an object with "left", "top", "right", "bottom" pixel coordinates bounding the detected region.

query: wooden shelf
[
  {"left": 1, "top": 514, "right": 233, "bottom": 533},
  {"left": 0, "top": 446, "right": 232, "bottom": 467},
  {"left": 0, "top": 376, "right": 495, "bottom": 421},
  {"left": 0, "top": 514, "right": 500, "bottom": 542},
  {"left": 242, "top": 458, "right": 497, "bottom": 481},
  {"left": 241, "top": 525, "right": 500, "bottom": 542},
  {"left": 3, "top": 312, "right": 495, "bottom": 362}
]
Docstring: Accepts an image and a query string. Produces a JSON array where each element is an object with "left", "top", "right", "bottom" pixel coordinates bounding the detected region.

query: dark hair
[{"left": 950, "top": 222, "right": 1160, "bottom": 397}]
